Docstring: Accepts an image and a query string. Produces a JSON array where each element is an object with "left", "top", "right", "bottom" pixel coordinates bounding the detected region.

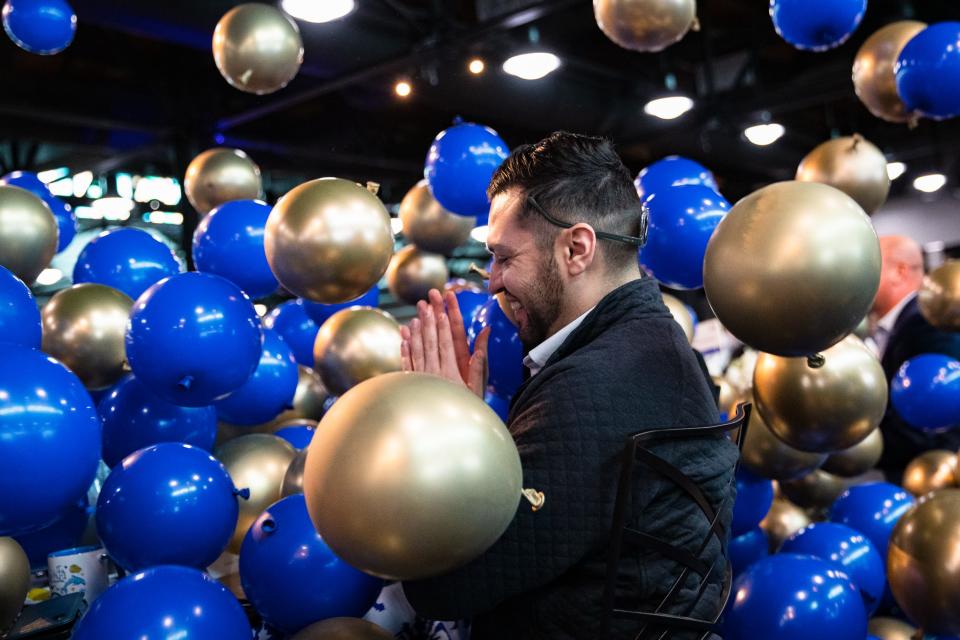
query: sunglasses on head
[{"left": 526, "top": 195, "right": 646, "bottom": 247}]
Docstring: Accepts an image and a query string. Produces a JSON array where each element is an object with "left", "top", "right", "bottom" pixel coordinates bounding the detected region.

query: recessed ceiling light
[
  {"left": 281, "top": 0, "right": 355, "bottom": 23},
  {"left": 643, "top": 95, "right": 694, "bottom": 120},
  {"left": 743, "top": 123, "right": 785, "bottom": 146},
  {"left": 886, "top": 161, "right": 906, "bottom": 180},
  {"left": 469, "top": 58, "right": 485, "bottom": 75},
  {"left": 502, "top": 52, "right": 561, "bottom": 80},
  {"left": 913, "top": 173, "right": 946, "bottom": 193},
  {"left": 394, "top": 80, "right": 412, "bottom": 97}
]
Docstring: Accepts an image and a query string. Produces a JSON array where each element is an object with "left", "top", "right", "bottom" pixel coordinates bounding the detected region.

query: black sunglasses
[{"left": 526, "top": 195, "right": 646, "bottom": 247}]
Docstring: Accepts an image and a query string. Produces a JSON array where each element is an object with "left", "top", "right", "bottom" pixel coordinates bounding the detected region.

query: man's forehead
[{"left": 486, "top": 190, "right": 525, "bottom": 250}]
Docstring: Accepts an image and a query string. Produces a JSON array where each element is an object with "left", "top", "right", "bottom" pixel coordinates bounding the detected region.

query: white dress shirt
[
  {"left": 870, "top": 291, "right": 917, "bottom": 358},
  {"left": 522, "top": 306, "right": 596, "bottom": 377}
]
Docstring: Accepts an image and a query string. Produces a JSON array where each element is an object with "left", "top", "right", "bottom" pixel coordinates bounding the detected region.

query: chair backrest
[{"left": 601, "top": 402, "right": 752, "bottom": 640}]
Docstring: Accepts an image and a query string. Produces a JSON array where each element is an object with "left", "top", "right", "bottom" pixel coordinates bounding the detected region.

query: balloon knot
[
  {"left": 177, "top": 375, "right": 194, "bottom": 390},
  {"left": 806, "top": 354, "right": 826, "bottom": 369},
  {"left": 907, "top": 114, "right": 920, "bottom": 130},
  {"left": 234, "top": 487, "right": 251, "bottom": 500},
  {"left": 850, "top": 133, "right": 862, "bottom": 150},
  {"left": 469, "top": 263, "right": 491, "bottom": 280},
  {"left": 690, "top": 16, "right": 701, "bottom": 32},
  {"left": 366, "top": 181, "right": 380, "bottom": 196},
  {"left": 521, "top": 488, "right": 545, "bottom": 512},
  {"left": 452, "top": 115, "right": 464, "bottom": 125}
]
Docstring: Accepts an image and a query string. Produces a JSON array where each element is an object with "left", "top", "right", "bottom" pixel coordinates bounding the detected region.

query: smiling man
[{"left": 399, "top": 132, "right": 738, "bottom": 640}]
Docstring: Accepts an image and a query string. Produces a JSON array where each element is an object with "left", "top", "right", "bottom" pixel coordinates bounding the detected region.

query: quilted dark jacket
[{"left": 403, "top": 277, "right": 739, "bottom": 640}]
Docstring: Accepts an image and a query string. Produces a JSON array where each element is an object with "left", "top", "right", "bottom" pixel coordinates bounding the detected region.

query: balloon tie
[
  {"left": 121, "top": 360, "right": 132, "bottom": 373},
  {"left": 907, "top": 114, "right": 920, "bottom": 130},
  {"left": 469, "top": 263, "right": 490, "bottom": 280},
  {"left": 261, "top": 518, "right": 277, "bottom": 534},
  {"left": 366, "top": 181, "right": 380, "bottom": 196},
  {"left": 521, "top": 488, "right": 545, "bottom": 512},
  {"left": 806, "top": 354, "right": 825, "bottom": 369},
  {"left": 690, "top": 16, "right": 701, "bottom": 32},
  {"left": 452, "top": 115, "right": 464, "bottom": 125},
  {"left": 178, "top": 375, "right": 194, "bottom": 390},
  {"left": 850, "top": 134, "right": 862, "bottom": 151},
  {"left": 234, "top": 487, "right": 251, "bottom": 500}
]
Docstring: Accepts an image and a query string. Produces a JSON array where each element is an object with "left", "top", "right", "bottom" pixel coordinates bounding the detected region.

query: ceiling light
[
  {"left": 469, "top": 58, "right": 485, "bottom": 75},
  {"left": 886, "top": 161, "right": 907, "bottom": 180},
  {"left": 913, "top": 173, "right": 946, "bottom": 193},
  {"left": 281, "top": 0, "right": 355, "bottom": 23},
  {"left": 37, "top": 167, "right": 68, "bottom": 183},
  {"left": 470, "top": 225, "right": 489, "bottom": 243},
  {"left": 35, "top": 268, "right": 62, "bottom": 286},
  {"left": 394, "top": 80, "right": 411, "bottom": 97},
  {"left": 502, "top": 52, "right": 560, "bottom": 80},
  {"left": 643, "top": 95, "right": 694, "bottom": 120},
  {"left": 743, "top": 123, "right": 785, "bottom": 146}
]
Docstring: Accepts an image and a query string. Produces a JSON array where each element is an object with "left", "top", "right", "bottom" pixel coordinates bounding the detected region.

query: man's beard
[{"left": 517, "top": 252, "right": 564, "bottom": 350}]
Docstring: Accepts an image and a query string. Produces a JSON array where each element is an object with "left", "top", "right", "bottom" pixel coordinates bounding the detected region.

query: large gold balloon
[
  {"left": 753, "top": 336, "right": 887, "bottom": 453},
  {"left": 593, "top": 0, "right": 696, "bottom": 53},
  {"left": 0, "top": 538, "right": 29, "bottom": 635},
  {"left": 304, "top": 372, "right": 523, "bottom": 580},
  {"left": 0, "top": 185, "right": 57, "bottom": 284},
  {"left": 385, "top": 245, "right": 449, "bottom": 305},
  {"left": 918, "top": 260, "right": 960, "bottom": 331},
  {"left": 759, "top": 498, "right": 812, "bottom": 553},
  {"left": 779, "top": 469, "right": 849, "bottom": 513},
  {"left": 41, "top": 284, "right": 133, "bottom": 389},
  {"left": 398, "top": 180, "right": 475, "bottom": 255},
  {"left": 313, "top": 307, "right": 401, "bottom": 396},
  {"left": 867, "top": 617, "right": 918, "bottom": 640},
  {"left": 888, "top": 489, "right": 960, "bottom": 635},
  {"left": 184, "top": 148, "right": 262, "bottom": 216},
  {"left": 216, "top": 433, "right": 297, "bottom": 553},
  {"left": 662, "top": 293, "right": 694, "bottom": 343},
  {"left": 902, "top": 450, "right": 958, "bottom": 497},
  {"left": 265, "top": 178, "right": 394, "bottom": 303},
  {"left": 740, "top": 394, "right": 827, "bottom": 481},
  {"left": 703, "top": 181, "right": 881, "bottom": 357},
  {"left": 292, "top": 618, "right": 394, "bottom": 640},
  {"left": 281, "top": 449, "right": 306, "bottom": 498},
  {"left": 796, "top": 135, "right": 890, "bottom": 215},
  {"left": 822, "top": 428, "right": 883, "bottom": 477},
  {"left": 853, "top": 21, "right": 927, "bottom": 123},
  {"left": 212, "top": 3, "right": 303, "bottom": 95}
]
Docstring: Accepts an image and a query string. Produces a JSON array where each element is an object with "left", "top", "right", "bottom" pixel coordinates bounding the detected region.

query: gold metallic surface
[
  {"left": 759, "top": 498, "right": 812, "bottom": 553},
  {"left": 0, "top": 538, "right": 29, "bottom": 635},
  {"left": 280, "top": 449, "right": 306, "bottom": 498},
  {"left": 385, "top": 245, "right": 450, "bottom": 305},
  {"left": 779, "top": 469, "right": 849, "bottom": 512},
  {"left": 753, "top": 336, "right": 888, "bottom": 453},
  {"left": 313, "top": 307, "right": 401, "bottom": 396},
  {"left": 662, "top": 293, "right": 694, "bottom": 343},
  {"left": 291, "top": 618, "right": 394, "bottom": 640},
  {"left": 867, "top": 617, "right": 918, "bottom": 640},
  {"left": 822, "top": 428, "right": 884, "bottom": 477},
  {"left": 184, "top": 148, "right": 262, "bottom": 215},
  {"left": 261, "top": 366, "right": 330, "bottom": 429},
  {"left": 265, "top": 178, "right": 394, "bottom": 303},
  {"left": 853, "top": 21, "right": 927, "bottom": 123},
  {"left": 212, "top": 3, "right": 303, "bottom": 95},
  {"left": 41, "top": 284, "right": 134, "bottom": 389},
  {"left": 796, "top": 135, "right": 890, "bottom": 215},
  {"left": 593, "top": 0, "right": 696, "bottom": 52},
  {"left": 703, "top": 181, "right": 881, "bottom": 357},
  {"left": 918, "top": 261, "right": 960, "bottom": 331},
  {"left": 902, "top": 450, "right": 959, "bottom": 497},
  {"left": 740, "top": 396, "right": 827, "bottom": 481},
  {"left": 398, "top": 180, "right": 475, "bottom": 255},
  {"left": 303, "top": 372, "right": 523, "bottom": 580},
  {"left": 0, "top": 185, "right": 57, "bottom": 284}
]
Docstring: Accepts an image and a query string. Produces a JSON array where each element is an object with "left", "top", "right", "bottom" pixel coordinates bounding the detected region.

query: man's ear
[{"left": 563, "top": 223, "right": 597, "bottom": 276}]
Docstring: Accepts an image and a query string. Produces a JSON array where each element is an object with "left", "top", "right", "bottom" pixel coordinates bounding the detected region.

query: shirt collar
[
  {"left": 877, "top": 291, "right": 917, "bottom": 333},
  {"left": 522, "top": 306, "right": 595, "bottom": 376}
]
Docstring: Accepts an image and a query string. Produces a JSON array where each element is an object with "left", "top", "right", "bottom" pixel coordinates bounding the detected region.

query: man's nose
[{"left": 487, "top": 262, "right": 503, "bottom": 294}]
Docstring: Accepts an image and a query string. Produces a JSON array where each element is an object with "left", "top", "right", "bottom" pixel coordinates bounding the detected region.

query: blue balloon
[
  {"left": 1, "top": 0, "right": 75, "bottom": 54},
  {"left": 723, "top": 553, "right": 867, "bottom": 640},
  {"left": 72, "top": 564, "right": 252, "bottom": 639},
  {"left": 274, "top": 424, "right": 315, "bottom": 450},
  {"left": 729, "top": 527, "right": 768, "bottom": 575},
  {"left": 454, "top": 288, "right": 492, "bottom": 334},
  {"left": 1, "top": 171, "right": 76, "bottom": 251},
  {"left": 830, "top": 482, "right": 915, "bottom": 559},
  {"left": 484, "top": 388, "right": 511, "bottom": 423},
  {"left": 215, "top": 329, "right": 298, "bottom": 426},
  {"left": 0, "top": 170, "right": 45, "bottom": 193},
  {"left": 639, "top": 185, "right": 730, "bottom": 290},
  {"left": 891, "top": 354, "right": 960, "bottom": 432},
  {"left": 239, "top": 494, "right": 382, "bottom": 634},
  {"left": 895, "top": 22, "right": 960, "bottom": 120},
  {"left": 732, "top": 468, "right": 774, "bottom": 537},
  {"left": 634, "top": 156, "right": 718, "bottom": 201},
  {"left": 13, "top": 499, "right": 88, "bottom": 568},
  {"left": 469, "top": 298, "right": 524, "bottom": 397},
  {"left": 0, "top": 264, "right": 40, "bottom": 348},
  {"left": 265, "top": 299, "right": 319, "bottom": 367},
  {"left": 88, "top": 373, "right": 128, "bottom": 406},
  {"left": 424, "top": 122, "right": 509, "bottom": 217},
  {"left": 302, "top": 286, "right": 379, "bottom": 326},
  {"left": 125, "top": 272, "right": 263, "bottom": 407},
  {"left": 769, "top": 0, "right": 866, "bottom": 51},
  {"left": 781, "top": 522, "right": 885, "bottom": 615},
  {"left": 74, "top": 228, "right": 182, "bottom": 301},
  {"left": 193, "top": 199, "right": 279, "bottom": 299},
  {"left": 99, "top": 375, "right": 217, "bottom": 468},
  {"left": 0, "top": 345, "right": 100, "bottom": 535},
  {"left": 96, "top": 443, "right": 238, "bottom": 571}
]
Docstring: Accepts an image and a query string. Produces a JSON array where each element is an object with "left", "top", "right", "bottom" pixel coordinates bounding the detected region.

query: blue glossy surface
[
  {"left": 265, "top": 298, "right": 320, "bottom": 367},
  {"left": 1, "top": 171, "right": 75, "bottom": 251},
  {"left": 634, "top": 156, "right": 717, "bottom": 201},
  {"left": 781, "top": 522, "right": 885, "bottom": 615},
  {"left": 723, "top": 553, "right": 867, "bottom": 640},
  {"left": 769, "top": 0, "right": 866, "bottom": 51},
  {"left": 729, "top": 527, "right": 768, "bottom": 575},
  {"left": 193, "top": 199, "right": 278, "bottom": 299},
  {"left": 639, "top": 185, "right": 730, "bottom": 290},
  {"left": 215, "top": 329, "right": 298, "bottom": 426},
  {"left": 0, "top": 264, "right": 40, "bottom": 348},
  {"left": 732, "top": 468, "right": 774, "bottom": 537},
  {"left": 891, "top": 354, "right": 960, "bottom": 432},
  {"left": 1, "top": 0, "right": 75, "bottom": 54},
  {"left": 830, "top": 482, "right": 916, "bottom": 559},
  {"left": 453, "top": 288, "right": 491, "bottom": 334},
  {"left": 424, "top": 122, "right": 509, "bottom": 217},
  {"left": 13, "top": 499, "right": 88, "bottom": 568},
  {"left": 484, "top": 389, "right": 511, "bottom": 423},
  {"left": 99, "top": 375, "right": 217, "bottom": 468},
  {"left": 468, "top": 298, "right": 524, "bottom": 398},
  {"left": 895, "top": 22, "right": 960, "bottom": 120},
  {"left": 73, "top": 227, "right": 182, "bottom": 301},
  {"left": 302, "top": 286, "right": 379, "bottom": 326},
  {"left": 274, "top": 425, "right": 315, "bottom": 449},
  {"left": 96, "top": 443, "right": 238, "bottom": 571},
  {"left": 125, "top": 272, "right": 263, "bottom": 407},
  {"left": 71, "top": 564, "right": 252, "bottom": 639},
  {"left": 0, "top": 344, "right": 100, "bottom": 535}
]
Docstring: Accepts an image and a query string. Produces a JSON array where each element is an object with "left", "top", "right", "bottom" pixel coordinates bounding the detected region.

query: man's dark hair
[{"left": 487, "top": 131, "right": 645, "bottom": 271}]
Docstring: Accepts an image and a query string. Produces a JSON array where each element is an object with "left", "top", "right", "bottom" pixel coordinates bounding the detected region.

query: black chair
[{"left": 601, "top": 402, "right": 752, "bottom": 640}]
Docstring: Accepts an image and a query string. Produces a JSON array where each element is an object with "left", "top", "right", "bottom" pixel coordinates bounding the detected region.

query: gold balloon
[
  {"left": 385, "top": 245, "right": 450, "bottom": 305},
  {"left": 753, "top": 336, "right": 888, "bottom": 453},
  {"left": 740, "top": 396, "right": 827, "bottom": 481},
  {"left": 867, "top": 617, "right": 918, "bottom": 640},
  {"left": 902, "top": 450, "right": 959, "bottom": 497},
  {"left": 888, "top": 489, "right": 960, "bottom": 634},
  {"left": 759, "top": 498, "right": 812, "bottom": 553},
  {"left": 265, "top": 178, "right": 394, "bottom": 303},
  {"left": 0, "top": 538, "right": 29, "bottom": 635},
  {"left": 184, "top": 148, "right": 262, "bottom": 216},
  {"left": 853, "top": 21, "right": 927, "bottom": 123},
  {"left": 0, "top": 185, "right": 57, "bottom": 284},
  {"left": 292, "top": 618, "right": 394, "bottom": 640},
  {"left": 398, "top": 180, "right": 475, "bottom": 255},
  {"left": 313, "top": 307, "right": 401, "bottom": 396},
  {"left": 703, "top": 181, "right": 881, "bottom": 357},
  {"left": 212, "top": 3, "right": 303, "bottom": 95},
  {"left": 779, "top": 469, "right": 849, "bottom": 513},
  {"left": 216, "top": 433, "right": 297, "bottom": 553},
  {"left": 822, "top": 428, "right": 884, "bottom": 477},
  {"left": 304, "top": 372, "right": 523, "bottom": 580},
  {"left": 281, "top": 449, "right": 306, "bottom": 498},
  {"left": 593, "top": 0, "right": 696, "bottom": 53},
  {"left": 662, "top": 293, "right": 694, "bottom": 343},
  {"left": 918, "top": 260, "right": 960, "bottom": 331},
  {"left": 262, "top": 366, "right": 330, "bottom": 429},
  {"left": 796, "top": 135, "right": 890, "bottom": 215}
]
